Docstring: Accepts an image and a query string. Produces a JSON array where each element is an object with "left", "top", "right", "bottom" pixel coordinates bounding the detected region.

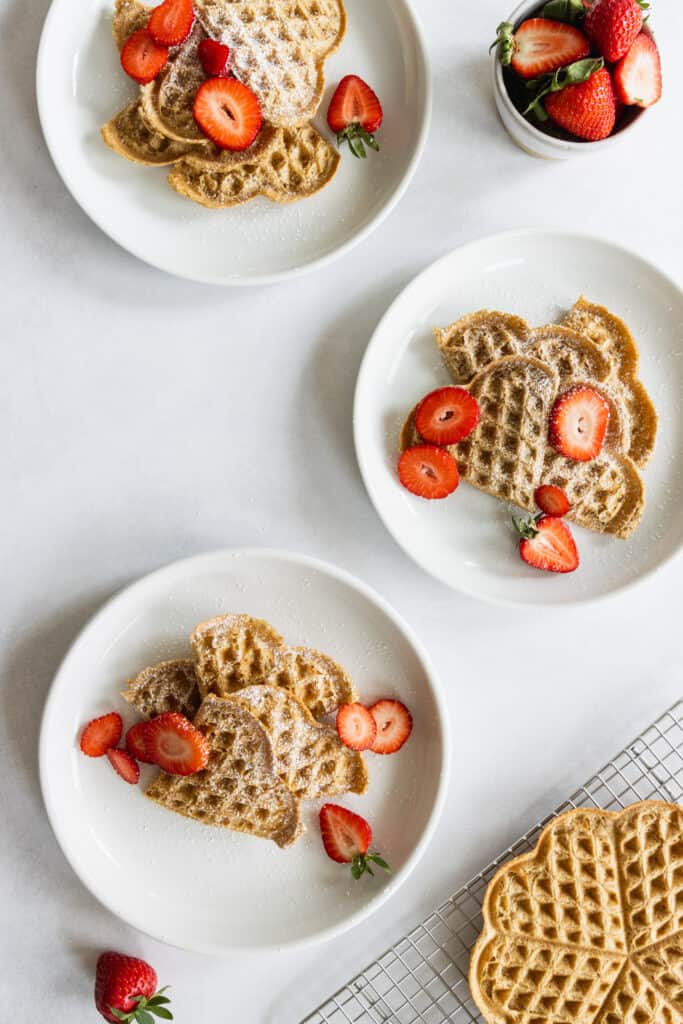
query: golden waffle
[
  {"left": 563, "top": 297, "right": 658, "bottom": 468},
  {"left": 111, "top": 0, "right": 149, "bottom": 48},
  {"left": 121, "top": 659, "right": 201, "bottom": 720},
  {"left": 145, "top": 694, "right": 303, "bottom": 848},
  {"left": 470, "top": 802, "right": 683, "bottom": 1024},
  {"left": 193, "top": 0, "right": 346, "bottom": 127},
  {"left": 191, "top": 614, "right": 285, "bottom": 698},
  {"left": 265, "top": 645, "right": 357, "bottom": 718},
  {"left": 229, "top": 685, "right": 368, "bottom": 798},
  {"left": 402, "top": 356, "right": 645, "bottom": 538},
  {"left": 101, "top": 100, "right": 205, "bottom": 166}
]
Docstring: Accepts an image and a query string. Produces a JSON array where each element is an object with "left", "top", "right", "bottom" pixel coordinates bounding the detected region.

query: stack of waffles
[
  {"left": 470, "top": 801, "right": 683, "bottom": 1024},
  {"left": 122, "top": 614, "right": 367, "bottom": 848},
  {"left": 402, "top": 297, "right": 657, "bottom": 539},
  {"left": 102, "top": 0, "right": 346, "bottom": 206}
]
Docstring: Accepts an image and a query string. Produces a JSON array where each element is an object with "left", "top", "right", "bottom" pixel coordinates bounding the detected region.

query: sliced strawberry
[
  {"left": 125, "top": 722, "right": 155, "bottom": 764},
  {"left": 549, "top": 385, "right": 610, "bottom": 461},
  {"left": 327, "top": 75, "right": 383, "bottom": 159},
  {"left": 80, "top": 712, "right": 123, "bottom": 758},
  {"left": 584, "top": 0, "right": 644, "bottom": 63},
  {"left": 495, "top": 18, "right": 591, "bottom": 79},
  {"left": 107, "top": 748, "right": 140, "bottom": 784},
  {"left": 336, "top": 703, "right": 377, "bottom": 752},
  {"left": 193, "top": 78, "right": 262, "bottom": 151},
  {"left": 398, "top": 445, "right": 459, "bottom": 500},
  {"left": 534, "top": 484, "right": 571, "bottom": 517},
  {"left": 319, "top": 804, "right": 390, "bottom": 879},
  {"left": 516, "top": 515, "right": 579, "bottom": 574},
  {"left": 145, "top": 712, "right": 209, "bottom": 775},
  {"left": 120, "top": 28, "right": 169, "bottom": 85},
  {"left": 369, "top": 700, "right": 413, "bottom": 755},
  {"left": 613, "top": 33, "right": 661, "bottom": 108},
  {"left": 148, "top": 0, "right": 194, "bottom": 46},
  {"left": 198, "top": 38, "right": 231, "bottom": 77},
  {"left": 415, "top": 387, "right": 481, "bottom": 446}
]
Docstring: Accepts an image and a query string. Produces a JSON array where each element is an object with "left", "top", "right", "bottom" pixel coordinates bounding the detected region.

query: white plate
[
  {"left": 36, "top": 0, "right": 430, "bottom": 285},
  {"left": 39, "top": 549, "right": 448, "bottom": 952},
  {"left": 354, "top": 230, "right": 683, "bottom": 606}
]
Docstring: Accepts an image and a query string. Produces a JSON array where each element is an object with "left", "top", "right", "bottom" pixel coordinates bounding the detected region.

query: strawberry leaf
[
  {"left": 542, "top": 0, "right": 586, "bottom": 25},
  {"left": 147, "top": 1008, "right": 173, "bottom": 1020},
  {"left": 350, "top": 850, "right": 391, "bottom": 880},
  {"left": 135, "top": 1010, "right": 155, "bottom": 1024},
  {"left": 513, "top": 514, "right": 541, "bottom": 539},
  {"left": 336, "top": 124, "right": 380, "bottom": 159},
  {"left": 491, "top": 21, "right": 515, "bottom": 64},
  {"left": 523, "top": 56, "right": 604, "bottom": 118}
]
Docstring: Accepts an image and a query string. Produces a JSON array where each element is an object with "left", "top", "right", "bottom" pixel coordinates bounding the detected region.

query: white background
[{"left": 1, "top": 0, "right": 682, "bottom": 1020}]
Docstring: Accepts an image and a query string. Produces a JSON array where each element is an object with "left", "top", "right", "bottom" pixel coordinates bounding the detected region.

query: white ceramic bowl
[{"left": 492, "top": 0, "right": 647, "bottom": 159}]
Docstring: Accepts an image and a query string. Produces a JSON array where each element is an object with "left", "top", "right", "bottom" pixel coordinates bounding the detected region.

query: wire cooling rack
[{"left": 303, "top": 700, "right": 683, "bottom": 1024}]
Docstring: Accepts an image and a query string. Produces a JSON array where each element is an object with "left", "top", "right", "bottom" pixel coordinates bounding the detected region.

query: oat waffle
[
  {"left": 470, "top": 801, "right": 683, "bottom": 1024},
  {"left": 145, "top": 694, "right": 304, "bottom": 847},
  {"left": 402, "top": 356, "right": 645, "bottom": 538},
  {"left": 101, "top": 100, "right": 204, "bottom": 166},
  {"left": 229, "top": 685, "right": 368, "bottom": 798},
  {"left": 265, "top": 646, "right": 357, "bottom": 718},
  {"left": 191, "top": 614, "right": 285, "bottom": 698},
  {"left": 193, "top": 0, "right": 346, "bottom": 127},
  {"left": 121, "top": 659, "right": 201, "bottom": 720}
]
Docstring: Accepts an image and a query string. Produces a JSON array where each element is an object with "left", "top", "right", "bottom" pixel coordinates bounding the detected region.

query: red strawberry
[
  {"left": 398, "top": 445, "right": 459, "bottom": 500},
  {"left": 125, "top": 722, "right": 155, "bottom": 764},
  {"left": 496, "top": 18, "right": 591, "bottom": 80},
  {"left": 534, "top": 484, "right": 571, "bottom": 517},
  {"left": 584, "top": 0, "right": 645, "bottom": 62},
  {"left": 549, "top": 385, "right": 610, "bottom": 461},
  {"left": 193, "top": 78, "right": 262, "bottom": 151},
  {"left": 369, "top": 699, "right": 413, "bottom": 755},
  {"left": 120, "top": 29, "right": 169, "bottom": 85},
  {"left": 614, "top": 33, "right": 661, "bottom": 108},
  {"left": 319, "top": 804, "right": 390, "bottom": 879},
  {"left": 80, "top": 712, "right": 123, "bottom": 757},
  {"left": 95, "top": 951, "right": 170, "bottom": 1023},
  {"left": 545, "top": 66, "right": 616, "bottom": 141},
  {"left": 515, "top": 515, "right": 579, "bottom": 574},
  {"left": 327, "top": 75, "right": 383, "bottom": 159},
  {"left": 336, "top": 703, "right": 377, "bottom": 752},
  {"left": 148, "top": 0, "right": 194, "bottom": 46},
  {"left": 198, "top": 38, "right": 231, "bottom": 77},
  {"left": 415, "top": 387, "right": 481, "bottom": 446},
  {"left": 107, "top": 748, "right": 140, "bottom": 784},
  {"left": 145, "top": 712, "right": 209, "bottom": 775}
]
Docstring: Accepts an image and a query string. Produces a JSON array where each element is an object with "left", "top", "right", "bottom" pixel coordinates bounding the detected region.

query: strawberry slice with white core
[
  {"left": 534, "top": 484, "right": 571, "bottom": 517},
  {"left": 549, "top": 386, "right": 610, "bottom": 462},
  {"left": 495, "top": 18, "right": 591, "bottom": 79},
  {"left": 120, "top": 29, "right": 169, "bottom": 85},
  {"left": 515, "top": 515, "right": 579, "bottom": 574},
  {"left": 80, "top": 712, "right": 123, "bottom": 757},
  {"left": 319, "top": 803, "right": 390, "bottom": 880},
  {"left": 369, "top": 700, "right": 413, "bottom": 755},
  {"left": 614, "top": 33, "right": 662, "bottom": 108},
  {"left": 107, "top": 748, "right": 141, "bottom": 784},
  {"left": 336, "top": 703, "right": 377, "bottom": 752},
  {"left": 148, "top": 0, "right": 195, "bottom": 46},
  {"left": 193, "top": 78, "right": 263, "bottom": 151},
  {"left": 327, "top": 75, "right": 383, "bottom": 159},
  {"left": 398, "top": 445, "right": 459, "bottom": 500},
  {"left": 145, "top": 712, "right": 209, "bottom": 775},
  {"left": 415, "top": 387, "right": 481, "bottom": 446}
]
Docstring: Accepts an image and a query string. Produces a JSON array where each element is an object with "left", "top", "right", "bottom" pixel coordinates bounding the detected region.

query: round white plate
[
  {"left": 36, "top": 0, "right": 430, "bottom": 285},
  {"left": 354, "top": 230, "right": 683, "bottom": 606},
  {"left": 40, "top": 549, "right": 448, "bottom": 952}
]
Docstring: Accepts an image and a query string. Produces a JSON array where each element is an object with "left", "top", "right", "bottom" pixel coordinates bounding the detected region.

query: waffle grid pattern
[{"left": 302, "top": 700, "right": 683, "bottom": 1024}]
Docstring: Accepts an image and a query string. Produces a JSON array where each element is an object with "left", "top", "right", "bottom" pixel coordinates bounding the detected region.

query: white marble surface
[{"left": 1, "top": 0, "right": 682, "bottom": 1019}]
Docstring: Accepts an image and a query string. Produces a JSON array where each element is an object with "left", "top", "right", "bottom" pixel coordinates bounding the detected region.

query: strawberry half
[
  {"left": 125, "top": 722, "right": 155, "bottom": 764},
  {"left": 319, "top": 804, "right": 390, "bottom": 880},
  {"left": 614, "top": 33, "right": 662, "bottom": 108},
  {"left": 327, "top": 75, "right": 383, "bottom": 159},
  {"left": 193, "top": 78, "right": 262, "bottom": 151},
  {"left": 534, "top": 484, "right": 571, "bottom": 517},
  {"left": 198, "top": 38, "right": 231, "bottom": 77},
  {"left": 515, "top": 515, "right": 579, "bottom": 574},
  {"left": 415, "top": 387, "right": 481, "bottom": 445},
  {"left": 549, "top": 385, "right": 610, "bottom": 461},
  {"left": 494, "top": 18, "right": 591, "bottom": 79},
  {"left": 369, "top": 700, "right": 413, "bottom": 755},
  {"left": 584, "top": 0, "right": 645, "bottom": 62},
  {"left": 120, "top": 29, "right": 169, "bottom": 85},
  {"left": 148, "top": 0, "right": 195, "bottom": 46},
  {"left": 397, "top": 445, "right": 459, "bottom": 500},
  {"left": 107, "top": 748, "right": 140, "bottom": 784},
  {"left": 95, "top": 952, "right": 171, "bottom": 1023},
  {"left": 145, "top": 712, "right": 209, "bottom": 775},
  {"left": 336, "top": 703, "right": 377, "bottom": 752},
  {"left": 544, "top": 66, "right": 616, "bottom": 141},
  {"left": 80, "top": 712, "right": 123, "bottom": 757}
]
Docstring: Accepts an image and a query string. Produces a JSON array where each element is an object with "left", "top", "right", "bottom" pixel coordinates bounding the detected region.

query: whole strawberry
[
  {"left": 95, "top": 952, "right": 172, "bottom": 1022},
  {"left": 584, "top": 0, "right": 646, "bottom": 62},
  {"left": 545, "top": 66, "right": 616, "bottom": 141}
]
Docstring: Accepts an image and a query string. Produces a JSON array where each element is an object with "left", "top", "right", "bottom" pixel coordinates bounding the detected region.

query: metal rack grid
[{"left": 303, "top": 700, "right": 683, "bottom": 1024}]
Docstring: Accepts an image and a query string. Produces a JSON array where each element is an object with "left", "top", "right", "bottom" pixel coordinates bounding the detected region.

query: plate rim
[
  {"left": 353, "top": 227, "right": 683, "bottom": 609},
  {"left": 39, "top": 546, "right": 451, "bottom": 954},
  {"left": 35, "top": 0, "right": 433, "bottom": 287}
]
